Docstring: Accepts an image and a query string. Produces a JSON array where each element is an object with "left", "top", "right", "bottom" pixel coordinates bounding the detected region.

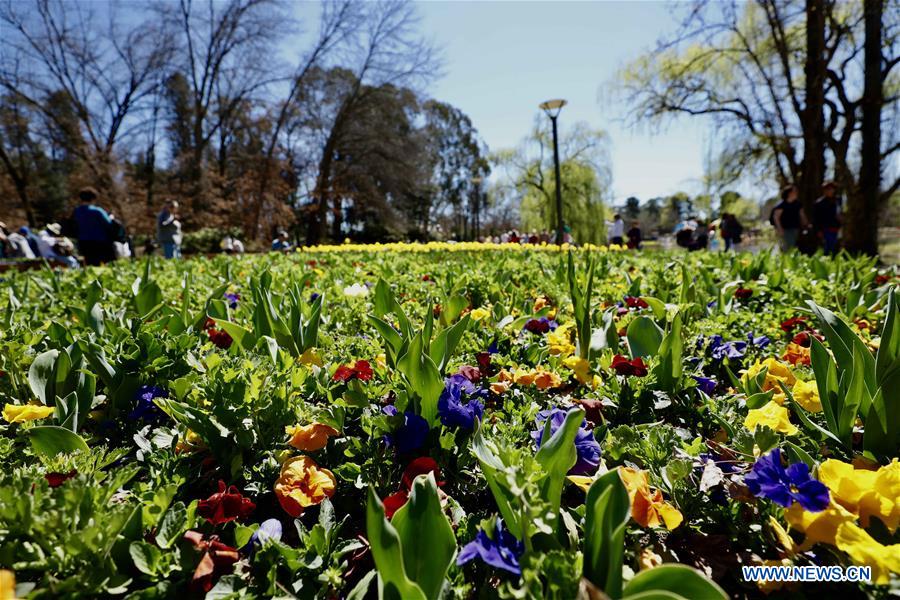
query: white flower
[{"left": 343, "top": 283, "right": 369, "bottom": 297}]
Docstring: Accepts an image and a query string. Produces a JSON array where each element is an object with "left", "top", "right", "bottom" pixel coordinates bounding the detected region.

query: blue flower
[
  {"left": 457, "top": 518, "right": 524, "bottom": 576},
  {"left": 129, "top": 385, "right": 168, "bottom": 422},
  {"left": 749, "top": 334, "right": 770, "bottom": 349},
  {"left": 224, "top": 292, "right": 240, "bottom": 309},
  {"left": 437, "top": 374, "right": 486, "bottom": 430},
  {"left": 744, "top": 449, "right": 829, "bottom": 512},
  {"left": 383, "top": 406, "right": 429, "bottom": 454},
  {"left": 708, "top": 335, "right": 747, "bottom": 361},
  {"left": 241, "top": 518, "right": 282, "bottom": 555},
  {"left": 692, "top": 376, "right": 717, "bottom": 395},
  {"left": 531, "top": 408, "right": 600, "bottom": 476}
]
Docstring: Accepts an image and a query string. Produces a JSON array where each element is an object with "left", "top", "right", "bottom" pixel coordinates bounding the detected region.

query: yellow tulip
[
  {"left": 2, "top": 403, "right": 55, "bottom": 423},
  {"left": 743, "top": 400, "right": 798, "bottom": 435}
]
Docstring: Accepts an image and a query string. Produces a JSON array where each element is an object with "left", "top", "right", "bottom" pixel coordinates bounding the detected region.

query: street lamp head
[{"left": 539, "top": 98, "right": 567, "bottom": 117}]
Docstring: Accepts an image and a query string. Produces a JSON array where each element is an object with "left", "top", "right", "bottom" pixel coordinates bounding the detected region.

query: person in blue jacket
[{"left": 71, "top": 187, "right": 114, "bottom": 265}]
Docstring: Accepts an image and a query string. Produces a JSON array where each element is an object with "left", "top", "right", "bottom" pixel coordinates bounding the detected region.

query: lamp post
[
  {"left": 471, "top": 176, "right": 483, "bottom": 240},
  {"left": 539, "top": 99, "right": 567, "bottom": 244}
]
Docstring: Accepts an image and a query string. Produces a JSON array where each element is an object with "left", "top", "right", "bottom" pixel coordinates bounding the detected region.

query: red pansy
[
  {"left": 184, "top": 531, "right": 240, "bottom": 593},
  {"left": 45, "top": 470, "right": 77, "bottom": 488},
  {"left": 734, "top": 287, "right": 753, "bottom": 300},
  {"left": 197, "top": 480, "right": 255, "bottom": 525},
  {"left": 610, "top": 355, "right": 648, "bottom": 377}
]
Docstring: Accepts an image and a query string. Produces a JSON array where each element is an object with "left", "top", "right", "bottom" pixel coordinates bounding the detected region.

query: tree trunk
[
  {"left": 800, "top": 0, "right": 826, "bottom": 214},
  {"left": 845, "top": 0, "right": 882, "bottom": 255},
  {"left": 0, "top": 145, "right": 36, "bottom": 226}
]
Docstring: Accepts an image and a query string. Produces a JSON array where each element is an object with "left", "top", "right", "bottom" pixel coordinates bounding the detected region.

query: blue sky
[{"left": 414, "top": 1, "right": 711, "bottom": 205}]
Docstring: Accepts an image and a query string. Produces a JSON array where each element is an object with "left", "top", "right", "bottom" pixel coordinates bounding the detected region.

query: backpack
[{"left": 769, "top": 206, "right": 777, "bottom": 226}]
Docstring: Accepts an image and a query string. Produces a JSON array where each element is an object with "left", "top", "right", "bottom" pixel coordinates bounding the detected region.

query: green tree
[{"left": 494, "top": 119, "right": 611, "bottom": 244}]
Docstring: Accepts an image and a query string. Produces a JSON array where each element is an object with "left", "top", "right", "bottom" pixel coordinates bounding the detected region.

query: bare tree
[{"left": 0, "top": 0, "right": 174, "bottom": 217}]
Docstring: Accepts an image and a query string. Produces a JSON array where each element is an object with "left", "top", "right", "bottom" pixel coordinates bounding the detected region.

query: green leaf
[
  {"left": 130, "top": 541, "right": 162, "bottom": 576},
  {"left": 535, "top": 408, "right": 583, "bottom": 518},
  {"left": 213, "top": 318, "right": 257, "bottom": 352},
  {"left": 622, "top": 564, "right": 726, "bottom": 600},
  {"left": 807, "top": 300, "right": 876, "bottom": 396},
  {"left": 583, "top": 469, "right": 630, "bottom": 597},
  {"left": 652, "top": 314, "right": 683, "bottom": 392},
  {"left": 429, "top": 315, "right": 471, "bottom": 373},
  {"left": 876, "top": 289, "right": 900, "bottom": 383},
  {"left": 391, "top": 473, "right": 456, "bottom": 600},
  {"left": 627, "top": 316, "right": 664, "bottom": 358},
  {"left": 810, "top": 338, "right": 841, "bottom": 438},
  {"left": 28, "top": 349, "right": 60, "bottom": 405},
  {"left": 365, "top": 486, "right": 427, "bottom": 600},
  {"left": 27, "top": 425, "right": 89, "bottom": 456},
  {"left": 396, "top": 332, "right": 443, "bottom": 426},
  {"left": 471, "top": 424, "right": 522, "bottom": 539}
]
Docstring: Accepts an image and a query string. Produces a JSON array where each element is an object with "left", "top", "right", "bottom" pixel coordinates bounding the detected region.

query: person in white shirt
[
  {"left": 608, "top": 214, "right": 625, "bottom": 245},
  {"left": 37, "top": 223, "right": 80, "bottom": 267}
]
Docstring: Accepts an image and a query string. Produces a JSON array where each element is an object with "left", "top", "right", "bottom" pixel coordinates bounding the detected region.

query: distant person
[
  {"left": 157, "top": 200, "right": 182, "bottom": 259},
  {"left": 720, "top": 213, "right": 744, "bottom": 251},
  {"left": 271, "top": 230, "right": 292, "bottom": 252},
  {"left": 109, "top": 214, "right": 131, "bottom": 259},
  {"left": 812, "top": 181, "right": 842, "bottom": 255},
  {"left": 36, "top": 223, "right": 79, "bottom": 267},
  {"left": 608, "top": 214, "right": 625, "bottom": 245},
  {"left": 626, "top": 221, "right": 642, "bottom": 249},
  {"left": 72, "top": 187, "right": 114, "bottom": 265},
  {"left": 18, "top": 226, "right": 41, "bottom": 257},
  {"left": 0, "top": 222, "right": 35, "bottom": 258},
  {"left": 771, "top": 185, "right": 807, "bottom": 252}
]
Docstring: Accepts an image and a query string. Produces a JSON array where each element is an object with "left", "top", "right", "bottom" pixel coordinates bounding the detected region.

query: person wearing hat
[
  {"left": 812, "top": 181, "right": 842, "bottom": 255},
  {"left": 72, "top": 187, "right": 115, "bottom": 265},
  {"left": 271, "top": 230, "right": 292, "bottom": 252},
  {"left": 37, "top": 223, "right": 79, "bottom": 268}
]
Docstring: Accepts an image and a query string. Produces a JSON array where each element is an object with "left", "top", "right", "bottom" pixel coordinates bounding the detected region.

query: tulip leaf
[
  {"left": 365, "top": 486, "right": 427, "bottom": 600},
  {"left": 396, "top": 331, "right": 443, "bottom": 426},
  {"left": 535, "top": 408, "right": 583, "bottom": 518},
  {"left": 27, "top": 425, "right": 89, "bottom": 456},
  {"left": 653, "top": 314, "right": 683, "bottom": 392},
  {"left": 471, "top": 424, "right": 523, "bottom": 540},
  {"left": 28, "top": 349, "right": 60, "bottom": 405},
  {"left": 583, "top": 469, "right": 630, "bottom": 597},
  {"left": 391, "top": 473, "right": 456, "bottom": 600},
  {"left": 626, "top": 317, "right": 663, "bottom": 358},
  {"left": 622, "top": 564, "right": 727, "bottom": 599}
]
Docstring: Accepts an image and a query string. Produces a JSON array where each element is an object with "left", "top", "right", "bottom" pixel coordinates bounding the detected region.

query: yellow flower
[
  {"left": 285, "top": 423, "right": 339, "bottom": 452},
  {"left": 275, "top": 455, "right": 336, "bottom": 517},
  {"left": 791, "top": 379, "right": 822, "bottom": 413},
  {"left": 785, "top": 501, "right": 856, "bottom": 550},
  {"left": 819, "top": 459, "right": 900, "bottom": 532},
  {"left": 2, "top": 403, "right": 55, "bottom": 423},
  {"left": 743, "top": 400, "right": 798, "bottom": 435},
  {"left": 175, "top": 429, "right": 206, "bottom": 454},
  {"left": 489, "top": 380, "right": 511, "bottom": 395},
  {"left": 469, "top": 307, "right": 490, "bottom": 322},
  {"left": 782, "top": 343, "right": 811, "bottom": 366},
  {"left": 375, "top": 353, "right": 387, "bottom": 370},
  {"left": 619, "top": 467, "right": 683, "bottom": 530},
  {"left": 298, "top": 348, "right": 323, "bottom": 367},
  {"left": 547, "top": 322, "right": 576, "bottom": 357},
  {"left": 563, "top": 356, "right": 592, "bottom": 386},
  {"left": 567, "top": 475, "right": 595, "bottom": 492},
  {"left": 743, "top": 358, "right": 795, "bottom": 392},
  {"left": 1, "top": 570, "right": 15, "bottom": 600},
  {"left": 532, "top": 368, "right": 562, "bottom": 390},
  {"left": 835, "top": 522, "right": 900, "bottom": 584}
]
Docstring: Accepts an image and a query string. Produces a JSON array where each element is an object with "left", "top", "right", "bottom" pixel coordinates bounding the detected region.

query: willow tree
[{"left": 494, "top": 119, "right": 611, "bottom": 245}]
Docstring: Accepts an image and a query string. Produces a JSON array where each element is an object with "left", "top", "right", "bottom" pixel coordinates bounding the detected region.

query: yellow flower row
[{"left": 295, "top": 241, "right": 626, "bottom": 254}]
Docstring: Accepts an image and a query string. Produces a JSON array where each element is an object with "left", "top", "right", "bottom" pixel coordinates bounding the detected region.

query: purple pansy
[
  {"left": 383, "top": 406, "right": 429, "bottom": 454},
  {"left": 531, "top": 408, "right": 601, "bottom": 476},
  {"left": 241, "top": 518, "right": 282, "bottom": 555},
  {"left": 692, "top": 376, "right": 717, "bottom": 395},
  {"left": 708, "top": 335, "right": 747, "bottom": 361},
  {"left": 437, "top": 374, "right": 486, "bottom": 430},
  {"left": 744, "top": 449, "right": 829, "bottom": 512},
  {"left": 224, "top": 292, "right": 240, "bottom": 309},
  {"left": 457, "top": 518, "right": 524, "bottom": 576},
  {"left": 129, "top": 385, "right": 168, "bottom": 422}
]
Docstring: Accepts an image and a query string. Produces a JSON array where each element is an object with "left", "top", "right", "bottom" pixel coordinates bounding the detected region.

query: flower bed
[{"left": 0, "top": 244, "right": 897, "bottom": 598}]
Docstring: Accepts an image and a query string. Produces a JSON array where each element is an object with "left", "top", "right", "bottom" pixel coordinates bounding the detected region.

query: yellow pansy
[
  {"left": 563, "top": 356, "right": 592, "bottom": 385},
  {"left": 285, "top": 423, "right": 339, "bottom": 452},
  {"left": 619, "top": 467, "right": 683, "bottom": 530},
  {"left": 743, "top": 358, "right": 795, "bottom": 393},
  {"left": 567, "top": 475, "right": 595, "bottom": 492},
  {"left": 835, "top": 522, "right": 900, "bottom": 584},
  {"left": 532, "top": 296, "right": 549, "bottom": 313},
  {"left": 2, "top": 403, "right": 55, "bottom": 423},
  {"left": 819, "top": 459, "right": 900, "bottom": 532},
  {"left": 547, "top": 322, "right": 576, "bottom": 357},
  {"left": 743, "top": 400, "right": 798, "bottom": 435},
  {"left": 469, "top": 307, "right": 490, "bottom": 322},
  {"left": 274, "top": 455, "right": 336, "bottom": 518},
  {"left": 785, "top": 500, "right": 856, "bottom": 550},
  {"left": 1, "top": 570, "right": 14, "bottom": 600},
  {"left": 298, "top": 348, "right": 323, "bottom": 367},
  {"left": 791, "top": 379, "right": 822, "bottom": 413}
]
